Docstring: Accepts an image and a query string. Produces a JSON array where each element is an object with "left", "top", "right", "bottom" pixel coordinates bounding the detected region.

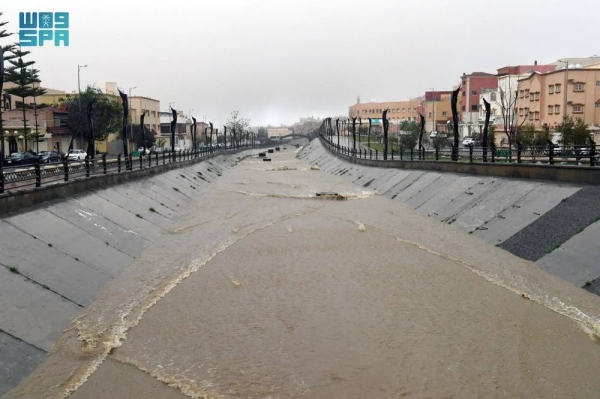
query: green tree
[
  {"left": 399, "top": 131, "right": 418, "bottom": 149},
  {"left": 516, "top": 124, "right": 536, "bottom": 146},
  {"left": 257, "top": 126, "right": 268, "bottom": 140},
  {"left": 557, "top": 116, "right": 590, "bottom": 145},
  {"left": 157, "top": 138, "right": 167, "bottom": 148},
  {"left": 127, "top": 124, "right": 157, "bottom": 148},
  {"left": 533, "top": 127, "right": 550, "bottom": 146},
  {"left": 4, "top": 45, "right": 37, "bottom": 151},
  {"left": 60, "top": 86, "right": 122, "bottom": 151}
]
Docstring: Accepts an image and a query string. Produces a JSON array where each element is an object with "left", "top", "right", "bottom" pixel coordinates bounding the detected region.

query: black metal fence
[
  {"left": 320, "top": 134, "right": 599, "bottom": 167},
  {"left": 0, "top": 144, "right": 259, "bottom": 194}
]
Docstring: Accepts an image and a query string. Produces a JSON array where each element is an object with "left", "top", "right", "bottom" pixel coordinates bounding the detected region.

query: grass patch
[
  {"left": 136, "top": 214, "right": 143, "bottom": 219},
  {"left": 9, "top": 265, "right": 19, "bottom": 274},
  {"left": 584, "top": 281, "right": 592, "bottom": 287},
  {"left": 149, "top": 207, "right": 156, "bottom": 213}
]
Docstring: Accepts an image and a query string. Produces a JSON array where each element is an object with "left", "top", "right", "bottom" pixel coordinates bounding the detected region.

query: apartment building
[
  {"left": 348, "top": 96, "right": 422, "bottom": 122},
  {"left": 516, "top": 68, "right": 600, "bottom": 134},
  {"left": 459, "top": 72, "right": 497, "bottom": 137},
  {"left": 421, "top": 91, "right": 452, "bottom": 133}
]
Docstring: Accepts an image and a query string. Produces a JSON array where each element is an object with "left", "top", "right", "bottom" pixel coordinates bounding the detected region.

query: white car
[
  {"left": 462, "top": 137, "right": 475, "bottom": 146},
  {"left": 67, "top": 149, "right": 87, "bottom": 161},
  {"left": 137, "top": 147, "right": 151, "bottom": 155}
]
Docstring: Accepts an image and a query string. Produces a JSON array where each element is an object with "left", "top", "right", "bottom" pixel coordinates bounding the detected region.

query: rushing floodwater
[{"left": 8, "top": 145, "right": 600, "bottom": 399}]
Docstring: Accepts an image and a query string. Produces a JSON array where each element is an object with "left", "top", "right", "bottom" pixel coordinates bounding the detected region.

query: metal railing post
[
  {"left": 469, "top": 144, "right": 474, "bottom": 163},
  {"left": 85, "top": 156, "right": 90, "bottom": 177},
  {"left": 148, "top": 152, "right": 151, "bottom": 167},
  {"left": 517, "top": 142, "right": 522, "bottom": 164},
  {"left": 63, "top": 157, "right": 69, "bottom": 181},
  {"left": 139, "top": 153, "right": 143, "bottom": 169},
  {"left": 129, "top": 152, "right": 133, "bottom": 171},
  {"left": 0, "top": 158, "right": 3, "bottom": 194},
  {"left": 162, "top": 151, "right": 165, "bottom": 165},
  {"left": 435, "top": 146, "right": 439, "bottom": 161},
  {"left": 400, "top": 147, "right": 403, "bottom": 160},
  {"left": 35, "top": 159, "right": 41, "bottom": 187},
  {"left": 117, "top": 154, "right": 122, "bottom": 173},
  {"left": 410, "top": 148, "right": 413, "bottom": 161},
  {"left": 589, "top": 138, "right": 596, "bottom": 167},
  {"left": 102, "top": 153, "right": 107, "bottom": 174},
  {"left": 375, "top": 149, "right": 378, "bottom": 159},
  {"left": 391, "top": 149, "right": 394, "bottom": 160},
  {"left": 155, "top": 152, "right": 159, "bottom": 166},
  {"left": 491, "top": 145, "right": 496, "bottom": 163}
]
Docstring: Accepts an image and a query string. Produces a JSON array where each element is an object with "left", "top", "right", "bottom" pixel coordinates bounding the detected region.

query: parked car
[
  {"left": 462, "top": 136, "right": 475, "bottom": 146},
  {"left": 67, "top": 149, "right": 87, "bottom": 161},
  {"left": 3, "top": 151, "right": 38, "bottom": 167},
  {"left": 152, "top": 146, "right": 165, "bottom": 154},
  {"left": 137, "top": 147, "right": 151, "bottom": 155},
  {"left": 38, "top": 151, "right": 61, "bottom": 164}
]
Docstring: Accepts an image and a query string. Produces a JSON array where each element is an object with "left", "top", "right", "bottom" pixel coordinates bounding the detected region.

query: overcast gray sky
[{"left": 3, "top": 0, "right": 598, "bottom": 127}]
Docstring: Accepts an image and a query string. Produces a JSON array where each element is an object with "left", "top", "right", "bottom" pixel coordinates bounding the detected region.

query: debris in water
[
  {"left": 358, "top": 223, "right": 366, "bottom": 232},
  {"left": 230, "top": 276, "right": 241, "bottom": 287},
  {"left": 226, "top": 213, "right": 235, "bottom": 219},
  {"left": 310, "top": 166, "right": 320, "bottom": 171},
  {"left": 286, "top": 226, "right": 293, "bottom": 233}
]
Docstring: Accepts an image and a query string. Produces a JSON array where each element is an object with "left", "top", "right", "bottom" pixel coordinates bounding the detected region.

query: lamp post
[
  {"left": 77, "top": 64, "right": 88, "bottom": 149},
  {"left": 128, "top": 87, "right": 137, "bottom": 149},
  {"left": 429, "top": 87, "right": 436, "bottom": 134},
  {"left": 558, "top": 60, "right": 569, "bottom": 118}
]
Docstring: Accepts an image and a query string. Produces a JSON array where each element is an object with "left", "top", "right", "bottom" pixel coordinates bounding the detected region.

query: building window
[
  {"left": 555, "top": 84, "right": 561, "bottom": 93},
  {"left": 442, "top": 111, "right": 447, "bottom": 116},
  {"left": 462, "top": 106, "right": 466, "bottom": 111},
  {"left": 574, "top": 83, "right": 584, "bottom": 92},
  {"left": 471, "top": 105, "right": 478, "bottom": 111},
  {"left": 471, "top": 90, "right": 477, "bottom": 95},
  {"left": 519, "top": 108, "right": 524, "bottom": 116},
  {"left": 519, "top": 90, "right": 524, "bottom": 98},
  {"left": 549, "top": 85, "right": 554, "bottom": 94},
  {"left": 536, "top": 92, "right": 540, "bottom": 101},
  {"left": 548, "top": 105, "right": 553, "bottom": 115},
  {"left": 525, "top": 89, "right": 530, "bottom": 98},
  {"left": 428, "top": 112, "right": 432, "bottom": 118},
  {"left": 573, "top": 105, "right": 583, "bottom": 113},
  {"left": 534, "top": 111, "right": 540, "bottom": 120},
  {"left": 402, "top": 108, "right": 406, "bottom": 113},
  {"left": 529, "top": 112, "right": 534, "bottom": 121},
  {"left": 597, "top": 81, "right": 600, "bottom": 86},
  {"left": 597, "top": 103, "right": 600, "bottom": 108},
  {"left": 555, "top": 105, "right": 560, "bottom": 114},
  {"left": 490, "top": 92, "right": 497, "bottom": 101}
]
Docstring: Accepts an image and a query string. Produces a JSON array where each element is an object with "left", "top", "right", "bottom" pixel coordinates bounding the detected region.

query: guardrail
[
  {"left": 0, "top": 144, "right": 258, "bottom": 194},
  {"left": 321, "top": 134, "right": 599, "bottom": 167}
]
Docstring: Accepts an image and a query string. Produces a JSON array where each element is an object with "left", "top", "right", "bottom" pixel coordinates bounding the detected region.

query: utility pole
[
  {"left": 558, "top": 60, "right": 569, "bottom": 118},
  {"left": 77, "top": 64, "right": 88, "bottom": 149},
  {"left": 429, "top": 87, "right": 435, "bottom": 133}
]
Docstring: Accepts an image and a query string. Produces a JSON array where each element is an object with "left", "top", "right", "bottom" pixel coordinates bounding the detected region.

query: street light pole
[
  {"left": 429, "top": 88, "right": 435, "bottom": 133},
  {"left": 558, "top": 60, "right": 569, "bottom": 118},
  {"left": 77, "top": 64, "right": 88, "bottom": 149}
]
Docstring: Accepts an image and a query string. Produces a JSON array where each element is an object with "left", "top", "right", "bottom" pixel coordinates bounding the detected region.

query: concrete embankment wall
[
  {"left": 299, "top": 140, "right": 600, "bottom": 294},
  {"left": 0, "top": 149, "right": 258, "bottom": 396}
]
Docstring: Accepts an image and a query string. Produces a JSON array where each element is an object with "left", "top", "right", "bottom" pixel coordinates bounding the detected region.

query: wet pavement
[{"left": 7, "top": 146, "right": 600, "bottom": 399}]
